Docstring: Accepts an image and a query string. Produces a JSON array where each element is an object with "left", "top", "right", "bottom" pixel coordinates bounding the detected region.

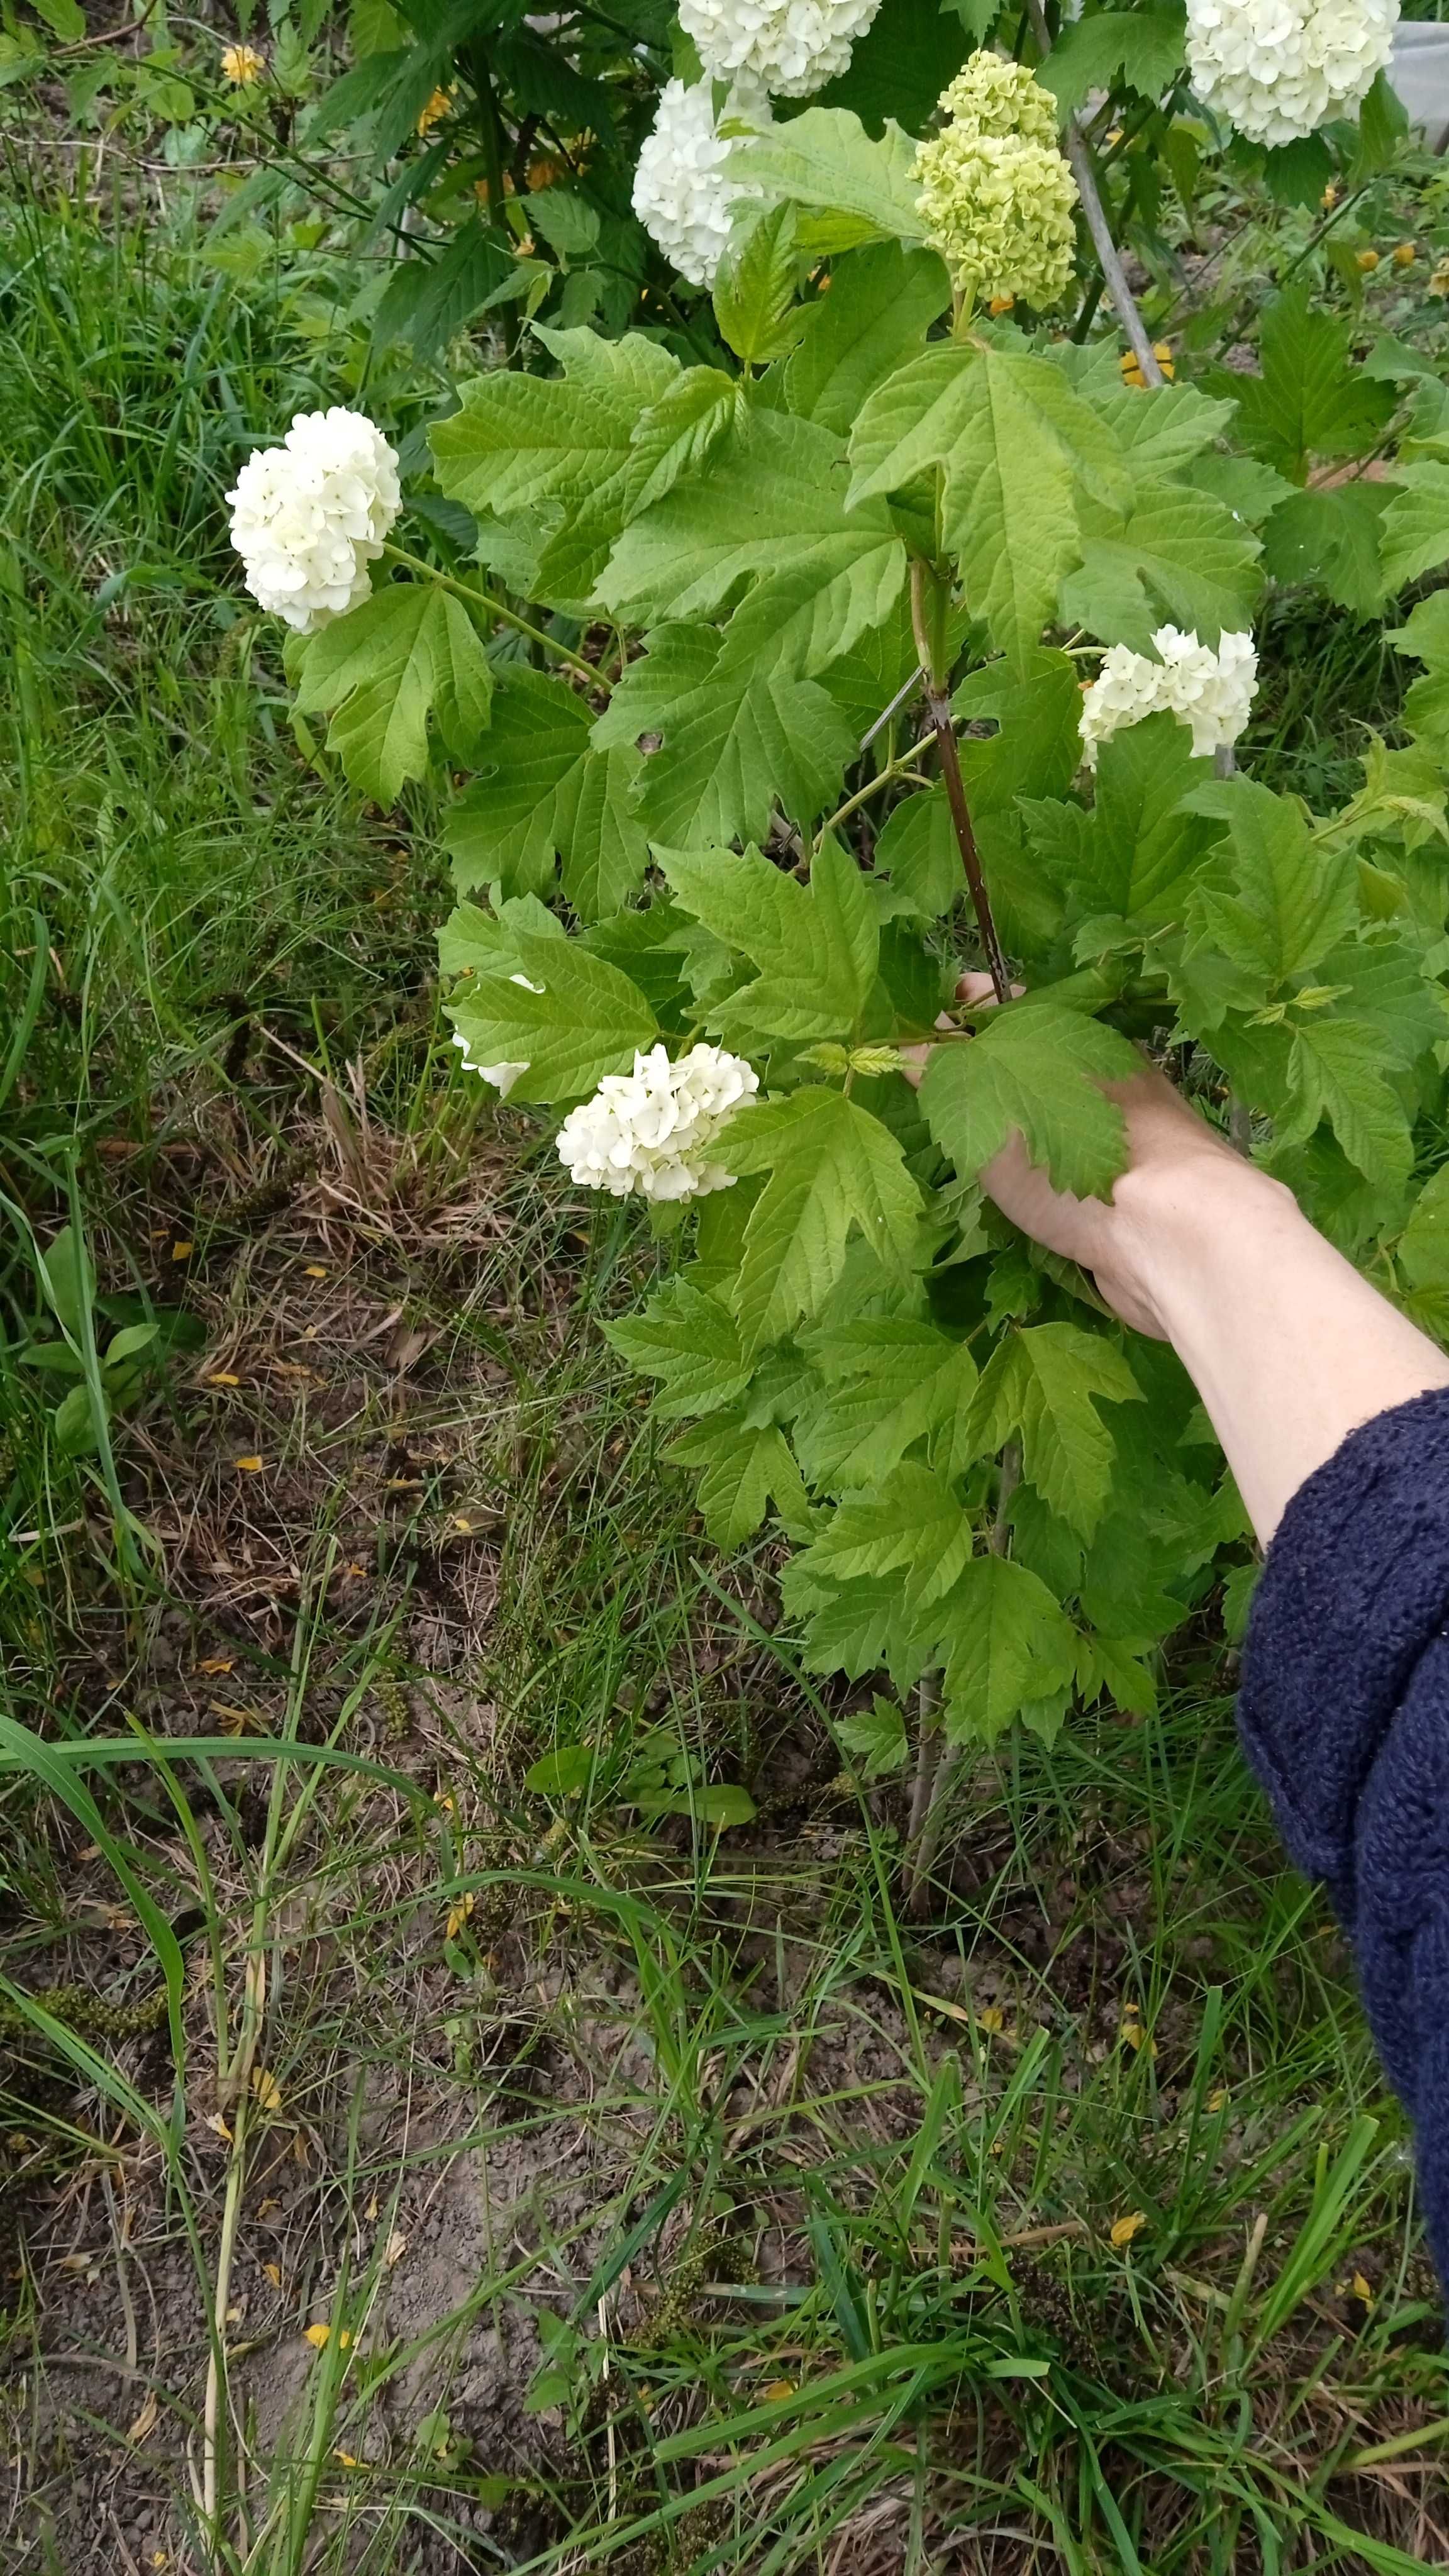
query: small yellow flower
[
  {"left": 1394, "top": 242, "right": 1416, "bottom": 267},
  {"left": 988, "top": 294, "right": 1015, "bottom": 314},
  {"left": 221, "top": 43, "right": 265, "bottom": 86},
  {"left": 446, "top": 1891, "right": 475, "bottom": 1939},
  {"left": 1207, "top": 2085, "right": 1230, "bottom": 2112},
  {"left": 418, "top": 86, "right": 456, "bottom": 137},
  {"left": 1430, "top": 257, "right": 1449, "bottom": 299},
  {"left": 763, "top": 2379, "right": 796, "bottom": 2399},
  {"left": 1321, "top": 182, "right": 1338, "bottom": 209},
  {"left": 1119, "top": 340, "right": 1175, "bottom": 390},
  {"left": 1110, "top": 2210, "right": 1146, "bottom": 2248},
  {"left": 978, "top": 2004, "right": 1006, "bottom": 2032},
  {"left": 252, "top": 2067, "right": 283, "bottom": 2115},
  {"left": 1356, "top": 248, "right": 1380, "bottom": 273}
]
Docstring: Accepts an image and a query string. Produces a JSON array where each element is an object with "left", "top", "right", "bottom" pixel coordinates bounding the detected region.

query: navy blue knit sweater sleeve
[{"left": 1240, "top": 1384, "right": 1449, "bottom": 2282}]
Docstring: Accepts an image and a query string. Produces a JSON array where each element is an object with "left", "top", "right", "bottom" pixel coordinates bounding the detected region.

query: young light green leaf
[
  {"left": 660, "top": 838, "right": 877, "bottom": 1042},
  {"left": 715, "top": 1085, "right": 922, "bottom": 1352},
  {"left": 964, "top": 1322, "right": 1141, "bottom": 1538},
  {"left": 1380, "top": 462, "right": 1449, "bottom": 592},
  {"left": 1277, "top": 1016, "right": 1415, "bottom": 1189},
  {"left": 1022, "top": 711, "right": 1212, "bottom": 934},
  {"left": 918, "top": 1004, "right": 1138, "bottom": 1199},
  {"left": 448, "top": 935, "right": 655, "bottom": 1102},
  {"left": 939, "top": 1554, "right": 1078, "bottom": 1746},
  {"left": 739, "top": 108, "right": 928, "bottom": 254},
  {"left": 834, "top": 1694, "right": 909, "bottom": 1777},
  {"left": 603, "top": 1280, "right": 752, "bottom": 1420},
  {"left": 794, "top": 1317, "right": 979, "bottom": 1489},
  {"left": 873, "top": 789, "right": 958, "bottom": 923},
  {"left": 1182, "top": 777, "right": 1358, "bottom": 992},
  {"left": 294, "top": 584, "right": 493, "bottom": 804},
  {"left": 443, "top": 669, "right": 647, "bottom": 918},
  {"left": 591, "top": 624, "right": 855, "bottom": 845},
  {"left": 784, "top": 241, "right": 952, "bottom": 438}
]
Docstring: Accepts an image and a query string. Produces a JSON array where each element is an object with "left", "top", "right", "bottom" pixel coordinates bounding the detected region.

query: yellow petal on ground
[
  {"left": 234, "top": 1455, "right": 264, "bottom": 1473},
  {"left": 1351, "top": 2271, "right": 1374, "bottom": 2306},
  {"left": 171, "top": 1241, "right": 194, "bottom": 1261},
  {"left": 304, "top": 2323, "right": 331, "bottom": 2348},
  {"left": 385, "top": 2230, "right": 408, "bottom": 2267},
  {"left": 979, "top": 2004, "right": 1006, "bottom": 2033},
  {"left": 1207, "top": 2086, "right": 1230, "bottom": 2112},
  {"left": 252, "top": 2068, "right": 282, "bottom": 2114},
  {"left": 206, "top": 1374, "right": 241, "bottom": 1388},
  {"left": 1110, "top": 2211, "right": 1147, "bottom": 2248},
  {"left": 205, "top": 2112, "right": 233, "bottom": 2143},
  {"left": 263, "top": 2262, "right": 282, "bottom": 2289},
  {"left": 303, "top": 1264, "right": 328, "bottom": 1279},
  {"left": 446, "top": 1892, "right": 476, "bottom": 1938},
  {"left": 763, "top": 2380, "right": 796, "bottom": 2401},
  {"left": 197, "top": 1657, "right": 233, "bottom": 1674},
  {"left": 127, "top": 2389, "right": 160, "bottom": 2442}
]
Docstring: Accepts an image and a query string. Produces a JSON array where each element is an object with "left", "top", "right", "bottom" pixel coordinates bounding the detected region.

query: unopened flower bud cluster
[
  {"left": 631, "top": 77, "right": 768, "bottom": 287},
  {"left": 555, "top": 1044, "right": 758, "bottom": 1201},
  {"left": 1079, "top": 626, "right": 1258, "bottom": 766},
  {"left": 226, "top": 408, "right": 401, "bottom": 633},
  {"left": 1185, "top": 0, "right": 1397, "bottom": 145},
  {"left": 914, "top": 53, "right": 1079, "bottom": 308}
]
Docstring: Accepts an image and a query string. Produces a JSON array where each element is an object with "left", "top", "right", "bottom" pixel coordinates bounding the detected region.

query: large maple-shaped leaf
[
  {"left": 792, "top": 1462, "right": 974, "bottom": 1611},
  {"left": 1211, "top": 288, "right": 1394, "bottom": 484},
  {"left": 739, "top": 106, "right": 928, "bottom": 255},
  {"left": 1181, "top": 777, "right": 1358, "bottom": 999},
  {"left": 603, "top": 1280, "right": 753, "bottom": 1421},
  {"left": 1021, "top": 712, "right": 1213, "bottom": 938},
  {"left": 939, "top": 1555, "right": 1078, "bottom": 1745},
  {"left": 1277, "top": 1017, "right": 1416, "bottom": 1189},
  {"left": 430, "top": 326, "right": 680, "bottom": 601},
  {"left": 794, "top": 1317, "right": 979, "bottom": 1489},
  {"left": 713, "top": 1085, "right": 921, "bottom": 1353},
  {"left": 665, "top": 1413, "right": 812, "bottom": 1545},
  {"left": 1058, "top": 480, "right": 1262, "bottom": 652},
  {"left": 294, "top": 582, "right": 493, "bottom": 804},
  {"left": 963, "top": 1323, "right": 1140, "bottom": 1537},
  {"left": 848, "top": 341, "right": 1127, "bottom": 667},
  {"left": 601, "top": 409, "right": 906, "bottom": 679},
  {"left": 591, "top": 623, "right": 855, "bottom": 845},
  {"left": 784, "top": 241, "right": 952, "bottom": 437},
  {"left": 918, "top": 1002, "right": 1138, "bottom": 1198},
  {"left": 444, "top": 667, "right": 647, "bottom": 918},
  {"left": 1039, "top": 5, "right": 1187, "bottom": 113},
  {"left": 660, "top": 839, "right": 877, "bottom": 1043},
  {"left": 447, "top": 931, "right": 655, "bottom": 1102},
  {"left": 1380, "top": 462, "right": 1449, "bottom": 591}
]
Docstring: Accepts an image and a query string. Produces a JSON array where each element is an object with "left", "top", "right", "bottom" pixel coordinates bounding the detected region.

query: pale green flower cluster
[{"left": 914, "top": 51, "right": 1078, "bottom": 309}]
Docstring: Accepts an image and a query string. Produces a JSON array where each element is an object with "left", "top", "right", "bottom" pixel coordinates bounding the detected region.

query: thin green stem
[
  {"left": 818, "top": 742, "right": 933, "bottom": 841},
  {"left": 380, "top": 543, "right": 602, "bottom": 689}
]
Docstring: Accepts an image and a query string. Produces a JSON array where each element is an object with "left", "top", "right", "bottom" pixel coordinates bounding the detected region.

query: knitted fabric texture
[{"left": 1240, "top": 1385, "right": 1449, "bottom": 2288}]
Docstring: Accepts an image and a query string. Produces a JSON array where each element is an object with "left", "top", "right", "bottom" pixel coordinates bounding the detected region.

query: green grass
[{"left": 4, "top": 187, "right": 1449, "bottom": 2576}]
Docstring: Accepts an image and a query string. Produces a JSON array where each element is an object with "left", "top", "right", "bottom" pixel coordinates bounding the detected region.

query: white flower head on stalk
[
  {"left": 679, "top": 0, "right": 882, "bottom": 97},
  {"left": 226, "top": 408, "right": 401, "bottom": 633},
  {"left": 1185, "top": 0, "right": 1397, "bottom": 145},
  {"left": 1080, "top": 626, "right": 1258, "bottom": 765},
  {"left": 556, "top": 1044, "right": 759, "bottom": 1201},
  {"left": 632, "top": 77, "right": 768, "bottom": 286},
  {"left": 451, "top": 974, "right": 541, "bottom": 1099}
]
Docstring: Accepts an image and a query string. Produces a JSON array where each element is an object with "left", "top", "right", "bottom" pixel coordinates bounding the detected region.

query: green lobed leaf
[
  {"left": 591, "top": 624, "right": 855, "bottom": 845},
  {"left": 964, "top": 1322, "right": 1141, "bottom": 1538},
  {"left": 1276, "top": 1016, "right": 1415, "bottom": 1190},
  {"left": 1180, "top": 777, "right": 1359, "bottom": 999},
  {"left": 793, "top": 1462, "right": 974, "bottom": 1611},
  {"left": 849, "top": 341, "right": 1129, "bottom": 667},
  {"left": 603, "top": 1280, "right": 752, "bottom": 1420},
  {"left": 444, "top": 669, "right": 647, "bottom": 918},
  {"left": 1022, "top": 712, "right": 1213, "bottom": 938},
  {"left": 938, "top": 1554, "right": 1078, "bottom": 1746},
  {"left": 1380, "top": 462, "right": 1449, "bottom": 592},
  {"left": 660, "top": 839, "right": 877, "bottom": 1043},
  {"left": 713, "top": 201, "right": 807, "bottom": 367},
  {"left": 294, "top": 582, "right": 493, "bottom": 806},
  {"left": 740, "top": 107, "right": 929, "bottom": 255},
  {"left": 784, "top": 242, "right": 952, "bottom": 438},
  {"left": 1210, "top": 288, "right": 1394, "bottom": 484},
  {"left": 665, "top": 1414, "right": 813, "bottom": 1545},
  {"left": 1261, "top": 484, "right": 1390, "bottom": 617},
  {"left": 919, "top": 1003, "right": 1138, "bottom": 1199},
  {"left": 447, "top": 932, "right": 655, "bottom": 1103},
  {"left": 794, "top": 1317, "right": 979, "bottom": 1489},
  {"left": 713, "top": 1085, "right": 923, "bottom": 1353},
  {"left": 1038, "top": 5, "right": 1187, "bottom": 114},
  {"left": 1058, "top": 480, "right": 1262, "bottom": 654}
]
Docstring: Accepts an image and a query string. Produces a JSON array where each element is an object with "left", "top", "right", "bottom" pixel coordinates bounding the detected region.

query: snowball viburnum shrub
[
  {"left": 679, "top": 0, "right": 882, "bottom": 96},
  {"left": 631, "top": 78, "right": 767, "bottom": 286},
  {"left": 914, "top": 53, "right": 1078, "bottom": 308},
  {"left": 1185, "top": 0, "right": 1398, "bottom": 145},
  {"left": 226, "top": 409, "right": 401, "bottom": 633},
  {"left": 1079, "top": 628, "right": 1258, "bottom": 765},
  {"left": 555, "top": 1046, "right": 759, "bottom": 1201}
]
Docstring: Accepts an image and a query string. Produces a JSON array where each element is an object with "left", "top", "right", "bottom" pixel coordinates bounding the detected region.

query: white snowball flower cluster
[
  {"left": 226, "top": 408, "right": 401, "bottom": 633},
  {"left": 451, "top": 973, "right": 541, "bottom": 1099},
  {"left": 1185, "top": 0, "right": 1397, "bottom": 145},
  {"left": 556, "top": 1044, "right": 759, "bottom": 1201},
  {"left": 1080, "top": 627, "right": 1258, "bottom": 766},
  {"left": 679, "top": 0, "right": 882, "bottom": 97},
  {"left": 632, "top": 77, "right": 768, "bottom": 286}
]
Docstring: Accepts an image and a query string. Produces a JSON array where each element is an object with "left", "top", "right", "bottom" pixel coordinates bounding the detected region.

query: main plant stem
[
  {"left": 911, "top": 560, "right": 1012, "bottom": 1006},
  {"left": 1021, "top": 0, "right": 1165, "bottom": 390}
]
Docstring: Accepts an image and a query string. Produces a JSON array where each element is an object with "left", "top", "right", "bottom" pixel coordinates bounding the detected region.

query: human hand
[{"left": 901, "top": 974, "right": 1263, "bottom": 1339}]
